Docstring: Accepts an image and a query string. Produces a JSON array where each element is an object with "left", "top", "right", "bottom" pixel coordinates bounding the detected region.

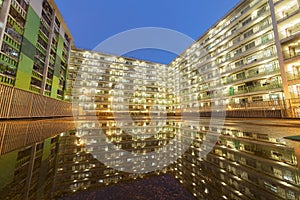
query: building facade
[
  {"left": 68, "top": 0, "right": 300, "bottom": 118},
  {"left": 168, "top": 0, "right": 300, "bottom": 118},
  {"left": 66, "top": 0, "right": 300, "bottom": 199},
  {"left": 68, "top": 48, "right": 170, "bottom": 117},
  {"left": 0, "top": 0, "right": 72, "bottom": 100}
]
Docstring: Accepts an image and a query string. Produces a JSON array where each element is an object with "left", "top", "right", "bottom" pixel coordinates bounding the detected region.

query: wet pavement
[{"left": 0, "top": 117, "right": 299, "bottom": 199}]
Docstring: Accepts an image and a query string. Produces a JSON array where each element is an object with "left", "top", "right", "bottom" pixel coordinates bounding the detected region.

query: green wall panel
[
  {"left": 51, "top": 35, "right": 64, "bottom": 98},
  {"left": 55, "top": 34, "right": 64, "bottom": 62},
  {"left": 41, "top": 138, "right": 51, "bottom": 161},
  {"left": 51, "top": 76, "right": 59, "bottom": 98},
  {"left": 15, "top": 6, "right": 41, "bottom": 90},
  {"left": 15, "top": 65, "right": 32, "bottom": 88},
  {"left": 0, "top": 151, "right": 18, "bottom": 190}
]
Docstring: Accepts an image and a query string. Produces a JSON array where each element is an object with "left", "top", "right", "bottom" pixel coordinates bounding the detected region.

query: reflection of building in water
[
  {"left": 74, "top": 119, "right": 175, "bottom": 174},
  {"left": 53, "top": 131, "right": 125, "bottom": 196},
  {"left": 0, "top": 119, "right": 74, "bottom": 199},
  {"left": 0, "top": 119, "right": 299, "bottom": 199},
  {"left": 52, "top": 129, "right": 170, "bottom": 198},
  {"left": 0, "top": 119, "right": 75, "bottom": 155},
  {"left": 0, "top": 135, "right": 60, "bottom": 200},
  {"left": 171, "top": 121, "right": 300, "bottom": 200}
]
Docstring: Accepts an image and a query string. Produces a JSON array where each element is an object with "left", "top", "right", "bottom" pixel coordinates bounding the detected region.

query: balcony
[
  {"left": 225, "top": 67, "right": 280, "bottom": 86},
  {"left": 29, "top": 85, "right": 41, "bottom": 94},
  {"left": 232, "top": 83, "right": 282, "bottom": 96},
  {"left": 2, "top": 33, "right": 20, "bottom": 52},
  {"left": 0, "top": 52, "right": 17, "bottom": 68},
  {"left": 0, "top": 73, "right": 15, "bottom": 85},
  {"left": 282, "top": 49, "right": 300, "bottom": 61},
  {"left": 32, "top": 70, "right": 43, "bottom": 80},
  {"left": 6, "top": 15, "right": 24, "bottom": 36},
  {"left": 11, "top": 0, "right": 27, "bottom": 19},
  {"left": 279, "top": 22, "right": 300, "bottom": 42},
  {"left": 275, "top": 3, "right": 300, "bottom": 23},
  {"left": 44, "top": 90, "right": 51, "bottom": 97},
  {"left": 286, "top": 72, "right": 300, "bottom": 81},
  {"left": 4, "top": 27, "right": 22, "bottom": 44},
  {"left": 1, "top": 42, "right": 19, "bottom": 61}
]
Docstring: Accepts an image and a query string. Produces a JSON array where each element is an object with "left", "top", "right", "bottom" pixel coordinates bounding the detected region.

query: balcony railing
[
  {"left": 4, "top": 28, "right": 22, "bottom": 44},
  {"left": 232, "top": 83, "right": 282, "bottom": 96},
  {"left": 30, "top": 85, "right": 41, "bottom": 94},
  {"left": 0, "top": 73, "right": 15, "bottom": 85},
  {"left": 279, "top": 23, "right": 300, "bottom": 41},
  {"left": 11, "top": 0, "right": 27, "bottom": 18},
  {"left": 275, "top": 4, "right": 300, "bottom": 22},
  {"left": 282, "top": 50, "right": 300, "bottom": 60},
  {"left": 226, "top": 67, "right": 280, "bottom": 85},
  {"left": 286, "top": 72, "right": 300, "bottom": 81},
  {"left": 8, "top": 15, "right": 24, "bottom": 34}
]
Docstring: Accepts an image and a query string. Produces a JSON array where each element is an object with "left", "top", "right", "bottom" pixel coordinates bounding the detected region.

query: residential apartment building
[
  {"left": 271, "top": 0, "right": 300, "bottom": 114},
  {"left": 68, "top": 0, "right": 300, "bottom": 118},
  {"left": 0, "top": 0, "right": 72, "bottom": 100},
  {"left": 0, "top": 0, "right": 73, "bottom": 119},
  {"left": 168, "top": 0, "right": 298, "bottom": 118},
  {"left": 66, "top": 0, "right": 300, "bottom": 199},
  {"left": 68, "top": 48, "right": 170, "bottom": 117}
]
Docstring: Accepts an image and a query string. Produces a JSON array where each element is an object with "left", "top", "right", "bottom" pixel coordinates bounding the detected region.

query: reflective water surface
[{"left": 0, "top": 117, "right": 299, "bottom": 200}]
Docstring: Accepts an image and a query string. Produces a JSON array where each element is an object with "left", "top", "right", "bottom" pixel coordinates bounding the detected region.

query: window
[
  {"left": 264, "top": 181, "right": 278, "bottom": 193},
  {"left": 252, "top": 96, "right": 263, "bottom": 102},
  {"left": 264, "top": 48, "right": 273, "bottom": 57},
  {"left": 257, "top": 5, "right": 267, "bottom": 16},
  {"left": 247, "top": 55, "right": 257, "bottom": 63},
  {"left": 233, "top": 36, "right": 240, "bottom": 44},
  {"left": 242, "top": 17, "right": 252, "bottom": 26},
  {"left": 260, "top": 17, "right": 270, "bottom": 28},
  {"left": 235, "top": 60, "right": 244, "bottom": 67},
  {"left": 244, "top": 29, "right": 254, "bottom": 38},
  {"left": 231, "top": 27, "right": 237, "bottom": 34},
  {"left": 245, "top": 41, "right": 255, "bottom": 50},
  {"left": 261, "top": 34, "right": 271, "bottom": 44},
  {"left": 241, "top": 5, "right": 250, "bottom": 15},
  {"left": 237, "top": 72, "right": 245, "bottom": 79},
  {"left": 287, "top": 191, "right": 296, "bottom": 200},
  {"left": 234, "top": 48, "right": 242, "bottom": 55}
]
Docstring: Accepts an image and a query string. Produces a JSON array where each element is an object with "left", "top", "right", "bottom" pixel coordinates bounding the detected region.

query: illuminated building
[
  {"left": 69, "top": 0, "right": 300, "bottom": 118},
  {"left": 66, "top": 0, "right": 300, "bottom": 199},
  {"left": 0, "top": 0, "right": 73, "bottom": 119},
  {"left": 0, "top": 0, "right": 72, "bottom": 98},
  {"left": 168, "top": 0, "right": 299, "bottom": 118}
]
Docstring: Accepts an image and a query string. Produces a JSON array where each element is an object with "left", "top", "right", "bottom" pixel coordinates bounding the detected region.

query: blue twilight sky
[{"left": 56, "top": 0, "right": 241, "bottom": 64}]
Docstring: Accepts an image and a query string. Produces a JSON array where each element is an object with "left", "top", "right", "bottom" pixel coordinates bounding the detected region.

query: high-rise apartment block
[
  {"left": 68, "top": 0, "right": 300, "bottom": 118},
  {"left": 168, "top": 0, "right": 300, "bottom": 118},
  {"left": 68, "top": 48, "right": 169, "bottom": 117},
  {"left": 1, "top": 0, "right": 300, "bottom": 118},
  {"left": 0, "top": 0, "right": 72, "bottom": 99}
]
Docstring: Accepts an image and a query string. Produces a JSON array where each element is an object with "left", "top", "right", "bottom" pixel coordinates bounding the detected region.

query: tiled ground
[{"left": 61, "top": 174, "right": 195, "bottom": 200}]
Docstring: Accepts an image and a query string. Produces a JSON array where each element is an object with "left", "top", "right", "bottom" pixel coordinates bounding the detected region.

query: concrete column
[
  {"left": 24, "top": 143, "right": 37, "bottom": 200},
  {"left": 41, "top": 10, "right": 56, "bottom": 95}
]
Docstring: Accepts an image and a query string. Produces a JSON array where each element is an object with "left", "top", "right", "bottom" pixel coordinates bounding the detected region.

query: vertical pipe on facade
[{"left": 268, "top": 0, "right": 294, "bottom": 117}]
